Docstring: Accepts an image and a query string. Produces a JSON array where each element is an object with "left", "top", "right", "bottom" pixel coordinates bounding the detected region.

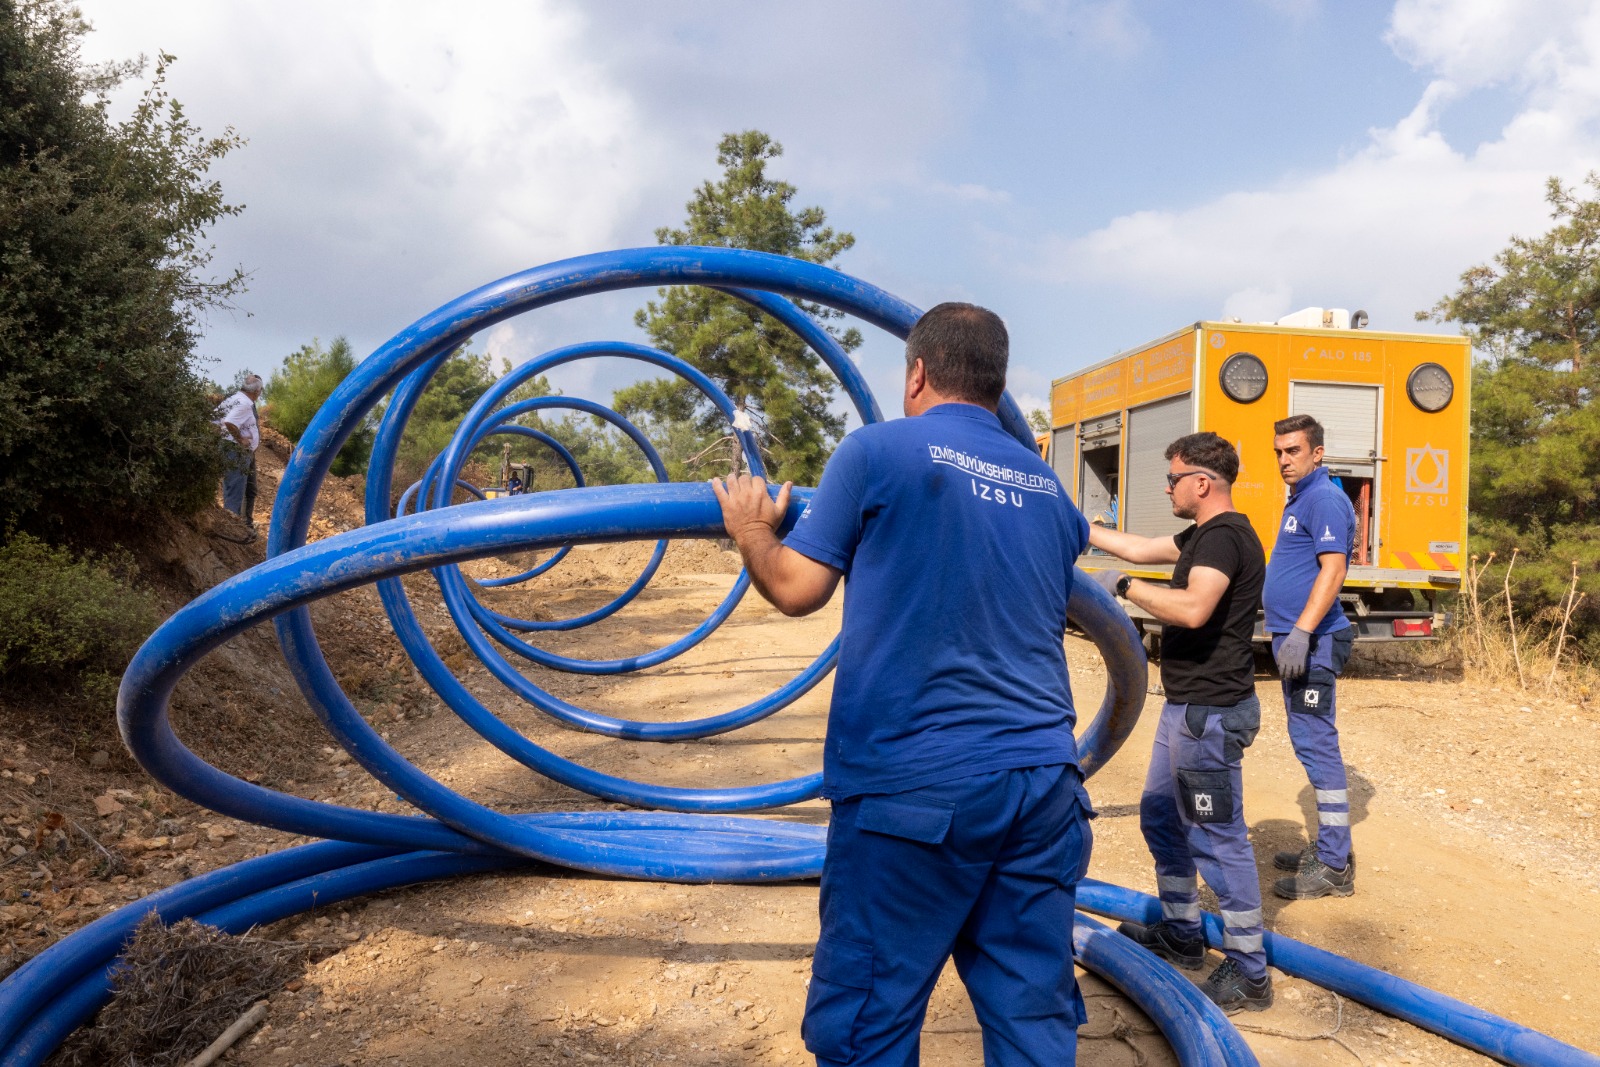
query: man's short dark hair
[
  {"left": 1274, "top": 414, "right": 1324, "bottom": 449},
  {"left": 1164, "top": 432, "right": 1239, "bottom": 484},
  {"left": 905, "top": 302, "right": 1008, "bottom": 407}
]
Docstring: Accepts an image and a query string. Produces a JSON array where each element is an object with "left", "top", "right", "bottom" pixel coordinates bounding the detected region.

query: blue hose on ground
[
  {"left": 112, "top": 483, "right": 1144, "bottom": 836},
  {"left": 1072, "top": 912, "right": 1258, "bottom": 1066},
  {"left": 10, "top": 852, "right": 1273, "bottom": 1067},
  {"left": 0, "top": 841, "right": 397, "bottom": 1058},
  {"left": 1076, "top": 880, "right": 1600, "bottom": 1067},
  {"left": 0, "top": 850, "right": 526, "bottom": 1065},
  {"left": 1, "top": 246, "right": 1582, "bottom": 1067}
]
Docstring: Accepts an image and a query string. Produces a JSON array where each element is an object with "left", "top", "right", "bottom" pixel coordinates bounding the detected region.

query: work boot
[
  {"left": 1115, "top": 920, "right": 1206, "bottom": 970},
  {"left": 1200, "top": 957, "right": 1273, "bottom": 1014},
  {"left": 1272, "top": 845, "right": 1315, "bottom": 872},
  {"left": 1273, "top": 854, "right": 1355, "bottom": 899}
]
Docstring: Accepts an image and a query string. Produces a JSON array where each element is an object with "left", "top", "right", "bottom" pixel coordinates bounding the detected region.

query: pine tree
[
  {"left": 628, "top": 131, "right": 862, "bottom": 485},
  {"left": 1422, "top": 173, "right": 1600, "bottom": 656}
]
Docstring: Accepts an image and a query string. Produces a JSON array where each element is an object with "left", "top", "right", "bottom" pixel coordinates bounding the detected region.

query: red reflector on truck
[{"left": 1392, "top": 619, "right": 1432, "bottom": 637}]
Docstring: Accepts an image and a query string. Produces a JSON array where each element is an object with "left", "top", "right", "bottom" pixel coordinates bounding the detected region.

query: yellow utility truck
[{"left": 1048, "top": 308, "right": 1470, "bottom": 642}]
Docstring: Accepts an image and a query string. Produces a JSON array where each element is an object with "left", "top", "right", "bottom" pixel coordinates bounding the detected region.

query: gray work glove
[
  {"left": 1276, "top": 627, "right": 1313, "bottom": 681},
  {"left": 1089, "top": 569, "right": 1128, "bottom": 599}
]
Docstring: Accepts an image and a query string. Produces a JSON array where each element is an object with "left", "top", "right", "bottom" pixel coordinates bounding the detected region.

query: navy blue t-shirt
[
  {"left": 1264, "top": 466, "right": 1355, "bottom": 635},
  {"left": 784, "top": 403, "right": 1091, "bottom": 800}
]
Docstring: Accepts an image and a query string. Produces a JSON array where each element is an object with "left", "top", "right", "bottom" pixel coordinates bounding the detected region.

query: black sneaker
[
  {"left": 1272, "top": 846, "right": 1314, "bottom": 872},
  {"left": 1273, "top": 854, "right": 1355, "bottom": 899},
  {"left": 1201, "top": 958, "right": 1273, "bottom": 1014},
  {"left": 1115, "top": 920, "right": 1206, "bottom": 971}
]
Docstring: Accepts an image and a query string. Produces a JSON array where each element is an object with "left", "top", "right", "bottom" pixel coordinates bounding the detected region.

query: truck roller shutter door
[
  {"left": 1125, "top": 394, "right": 1193, "bottom": 539},
  {"left": 1291, "top": 383, "right": 1379, "bottom": 460},
  {"left": 1051, "top": 427, "right": 1076, "bottom": 484}
]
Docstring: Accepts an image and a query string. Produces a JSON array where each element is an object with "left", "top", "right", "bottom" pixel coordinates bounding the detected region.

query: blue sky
[{"left": 78, "top": 0, "right": 1600, "bottom": 426}]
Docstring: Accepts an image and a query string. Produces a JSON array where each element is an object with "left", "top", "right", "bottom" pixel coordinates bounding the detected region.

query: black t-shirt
[{"left": 1160, "top": 512, "right": 1266, "bottom": 706}]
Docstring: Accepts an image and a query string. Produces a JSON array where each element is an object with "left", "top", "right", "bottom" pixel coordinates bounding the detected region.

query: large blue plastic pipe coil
[{"left": 0, "top": 248, "right": 1590, "bottom": 1067}]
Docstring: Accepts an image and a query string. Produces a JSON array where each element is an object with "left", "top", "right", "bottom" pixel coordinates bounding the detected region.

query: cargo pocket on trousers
[
  {"left": 802, "top": 935, "right": 875, "bottom": 1061},
  {"left": 1219, "top": 698, "right": 1262, "bottom": 763},
  {"left": 856, "top": 792, "right": 955, "bottom": 845},
  {"left": 1175, "top": 768, "right": 1233, "bottom": 825},
  {"left": 1288, "top": 668, "right": 1336, "bottom": 715},
  {"left": 1331, "top": 627, "right": 1355, "bottom": 674},
  {"left": 1060, "top": 794, "right": 1093, "bottom": 886}
]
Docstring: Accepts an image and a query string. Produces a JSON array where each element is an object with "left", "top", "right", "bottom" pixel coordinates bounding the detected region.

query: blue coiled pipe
[
  {"left": 423, "top": 423, "right": 583, "bottom": 585},
  {"left": 438, "top": 392, "right": 676, "bottom": 636},
  {"left": 1072, "top": 913, "right": 1258, "bottom": 1066},
  {"left": 3, "top": 246, "right": 1578, "bottom": 1067},
  {"left": 1076, "top": 880, "right": 1599, "bottom": 1067}
]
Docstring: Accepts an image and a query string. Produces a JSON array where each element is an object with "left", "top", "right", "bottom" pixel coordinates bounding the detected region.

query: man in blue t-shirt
[
  {"left": 712, "top": 302, "right": 1094, "bottom": 1066},
  {"left": 1265, "top": 414, "right": 1359, "bottom": 900}
]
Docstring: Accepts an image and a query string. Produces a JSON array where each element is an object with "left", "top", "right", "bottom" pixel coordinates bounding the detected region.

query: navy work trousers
[
  {"left": 1273, "top": 628, "right": 1355, "bottom": 868},
  {"left": 1139, "top": 699, "right": 1267, "bottom": 979},
  {"left": 221, "top": 441, "right": 254, "bottom": 518},
  {"left": 804, "top": 764, "right": 1092, "bottom": 1066}
]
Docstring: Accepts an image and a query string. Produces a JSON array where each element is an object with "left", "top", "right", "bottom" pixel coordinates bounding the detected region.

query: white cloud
[
  {"left": 78, "top": 0, "right": 667, "bottom": 371},
  {"left": 1222, "top": 283, "right": 1296, "bottom": 323},
  {"left": 1028, "top": 0, "right": 1600, "bottom": 332},
  {"left": 926, "top": 181, "right": 1013, "bottom": 204},
  {"left": 1385, "top": 0, "right": 1593, "bottom": 92}
]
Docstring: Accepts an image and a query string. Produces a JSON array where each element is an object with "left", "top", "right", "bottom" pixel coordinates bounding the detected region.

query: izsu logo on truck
[
  {"left": 1406, "top": 445, "right": 1448, "bottom": 492},
  {"left": 1406, "top": 444, "right": 1450, "bottom": 506}
]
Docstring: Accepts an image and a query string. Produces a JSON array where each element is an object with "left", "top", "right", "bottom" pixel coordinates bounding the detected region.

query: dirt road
[{"left": 153, "top": 542, "right": 1597, "bottom": 1067}]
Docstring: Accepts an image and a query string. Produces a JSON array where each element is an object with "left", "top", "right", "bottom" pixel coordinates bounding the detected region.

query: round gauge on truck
[
  {"left": 1219, "top": 352, "right": 1268, "bottom": 403},
  {"left": 1406, "top": 362, "right": 1454, "bottom": 412}
]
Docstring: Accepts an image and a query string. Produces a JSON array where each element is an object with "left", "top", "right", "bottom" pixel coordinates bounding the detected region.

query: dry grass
[
  {"left": 1454, "top": 551, "right": 1597, "bottom": 704},
  {"left": 50, "top": 914, "right": 319, "bottom": 1067}
]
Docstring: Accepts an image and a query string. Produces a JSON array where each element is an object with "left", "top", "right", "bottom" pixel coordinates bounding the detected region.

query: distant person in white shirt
[{"left": 213, "top": 374, "right": 263, "bottom": 535}]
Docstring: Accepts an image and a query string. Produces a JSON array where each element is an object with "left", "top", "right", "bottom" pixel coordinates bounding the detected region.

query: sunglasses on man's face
[{"left": 1165, "top": 469, "right": 1215, "bottom": 489}]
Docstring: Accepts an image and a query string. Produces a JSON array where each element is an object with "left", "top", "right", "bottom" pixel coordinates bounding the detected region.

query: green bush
[
  {"left": 0, "top": 532, "right": 160, "bottom": 710},
  {"left": 266, "top": 336, "right": 374, "bottom": 475},
  {"left": 0, "top": 3, "right": 245, "bottom": 532}
]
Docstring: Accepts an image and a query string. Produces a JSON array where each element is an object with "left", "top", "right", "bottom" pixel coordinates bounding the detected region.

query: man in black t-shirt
[{"left": 1085, "top": 432, "right": 1272, "bottom": 1013}]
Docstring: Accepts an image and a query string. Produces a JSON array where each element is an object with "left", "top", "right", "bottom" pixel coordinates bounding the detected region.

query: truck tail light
[{"left": 1392, "top": 618, "right": 1432, "bottom": 638}]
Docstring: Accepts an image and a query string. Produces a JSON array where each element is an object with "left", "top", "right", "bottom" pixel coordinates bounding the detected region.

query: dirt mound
[
  {"left": 0, "top": 432, "right": 432, "bottom": 985},
  {"left": 0, "top": 435, "right": 738, "bottom": 990}
]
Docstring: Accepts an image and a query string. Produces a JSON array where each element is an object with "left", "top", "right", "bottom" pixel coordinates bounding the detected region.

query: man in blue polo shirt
[
  {"left": 1265, "top": 413, "right": 1359, "bottom": 899},
  {"left": 712, "top": 302, "right": 1093, "bottom": 1066}
]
